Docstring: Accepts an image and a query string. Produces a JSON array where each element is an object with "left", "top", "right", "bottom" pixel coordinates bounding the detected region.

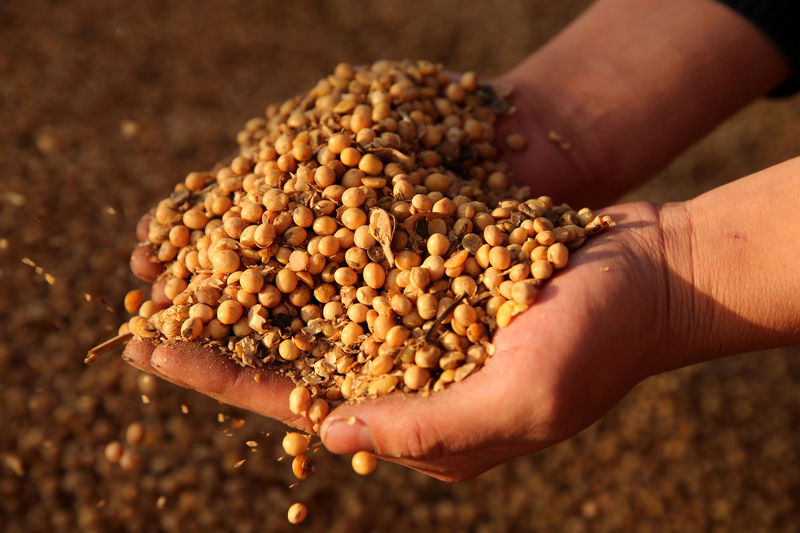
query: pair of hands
[
  {"left": 124, "top": 0, "right": 798, "bottom": 480},
  {"left": 123, "top": 77, "right": 682, "bottom": 481}
]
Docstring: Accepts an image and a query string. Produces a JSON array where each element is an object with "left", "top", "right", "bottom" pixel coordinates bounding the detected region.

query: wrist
[
  {"left": 651, "top": 162, "right": 800, "bottom": 374},
  {"left": 645, "top": 198, "right": 763, "bottom": 375},
  {"left": 647, "top": 201, "right": 706, "bottom": 374},
  {"left": 565, "top": 200, "right": 695, "bottom": 380},
  {"left": 593, "top": 198, "right": 726, "bottom": 378}
]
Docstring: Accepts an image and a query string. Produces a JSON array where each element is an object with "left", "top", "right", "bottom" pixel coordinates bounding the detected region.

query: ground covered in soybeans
[{"left": 2, "top": 1, "right": 799, "bottom": 532}]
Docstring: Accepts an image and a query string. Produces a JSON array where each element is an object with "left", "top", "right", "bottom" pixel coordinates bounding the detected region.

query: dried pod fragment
[{"left": 368, "top": 208, "right": 396, "bottom": 267}]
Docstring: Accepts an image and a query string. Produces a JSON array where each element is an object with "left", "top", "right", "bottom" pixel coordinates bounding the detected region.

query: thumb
[{"left": 319, "top": 349, "right": 526, "bottom": 462}]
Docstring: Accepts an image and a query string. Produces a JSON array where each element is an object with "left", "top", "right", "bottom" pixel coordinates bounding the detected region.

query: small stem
[
  {"left": 85, "top": 332, "right": 133, "bottom": 364},
  {"left": 425, "top": 293, "right": 467, "bottom": 344}
]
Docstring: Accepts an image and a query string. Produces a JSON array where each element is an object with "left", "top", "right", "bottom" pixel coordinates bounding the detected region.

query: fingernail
[
  {"left": 322, "top": 416, "right": 375, "bottom": 454},
  {"left": 150, "top": 350, "right": 168, "bottom": 371}
]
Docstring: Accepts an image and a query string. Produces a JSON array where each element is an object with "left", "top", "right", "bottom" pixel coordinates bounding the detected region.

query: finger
[
  {"left": 147, "top": 342, "right": 314, "bottom": 433},
  {"left": 375, "top": 441, "right": 526, "bottom": 482},
  {"left": 318, "top": 258, "right": 602, "bottom": 474},
  {"left": 122, "top": 339, "right": 313, "bottom": 432},
  {"left": 132, "top": 214, "right": 166, "bottom": 282},
  {"left": 136, "top": 214, "right": 151, "bottom": 242},
  {"left": 319, "top": 328, "right": 540, "bottom": 462},
  {"left": 150, "top": 278, "right": 170, "bottom": 307},
  {"left": 130, "top": 243, "right": 164, "bottom": 283},
  {"left": 122, "top": 337, "right": 193, "bottom": 389}
]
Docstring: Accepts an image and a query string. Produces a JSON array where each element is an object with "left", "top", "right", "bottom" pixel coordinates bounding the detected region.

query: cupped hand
[
  {"left": 123, "top": 215, "right": 314, "bottom": 433},
  {"left": 319, "top": 200, "right": 675, "bottom": 481}
]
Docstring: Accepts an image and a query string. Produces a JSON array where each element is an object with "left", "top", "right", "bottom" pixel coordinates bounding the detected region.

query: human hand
[
  {"left": 119, "top": 0, "right": 798, "bottom": 481},
  {"left": 123, "top": 215, "right": 314, "bottom": 433},
  {"left": 318, "top": 200, "right": 674, "bottom": 480},
  {"left": 319, "top": 153, "right": 800, "bottom": 481}
]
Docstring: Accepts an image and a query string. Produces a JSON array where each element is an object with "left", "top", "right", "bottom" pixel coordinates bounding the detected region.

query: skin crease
[{"left": 123, "top": 0, "right": 799, "bottom": 481}]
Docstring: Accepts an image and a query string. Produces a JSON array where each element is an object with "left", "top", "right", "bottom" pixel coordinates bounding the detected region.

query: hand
[
  {"left": 319, "top": 201, "right": 674, "bottom": 480},
  {"left": 123, "top": 215, "right": 314, "bottom": 433},
  {"left": 317, "top": 155, "right": 800, "bottom": 481}
]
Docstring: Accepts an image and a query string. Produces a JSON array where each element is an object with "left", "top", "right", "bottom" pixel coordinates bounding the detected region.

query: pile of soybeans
[{"left": 106, "top": 59, "right": 614, "bottom": 408}]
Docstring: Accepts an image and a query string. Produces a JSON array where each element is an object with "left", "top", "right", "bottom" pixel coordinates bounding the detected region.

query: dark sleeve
[{"left": 716, "top": 0, "right": 800, "bottom": 96}]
